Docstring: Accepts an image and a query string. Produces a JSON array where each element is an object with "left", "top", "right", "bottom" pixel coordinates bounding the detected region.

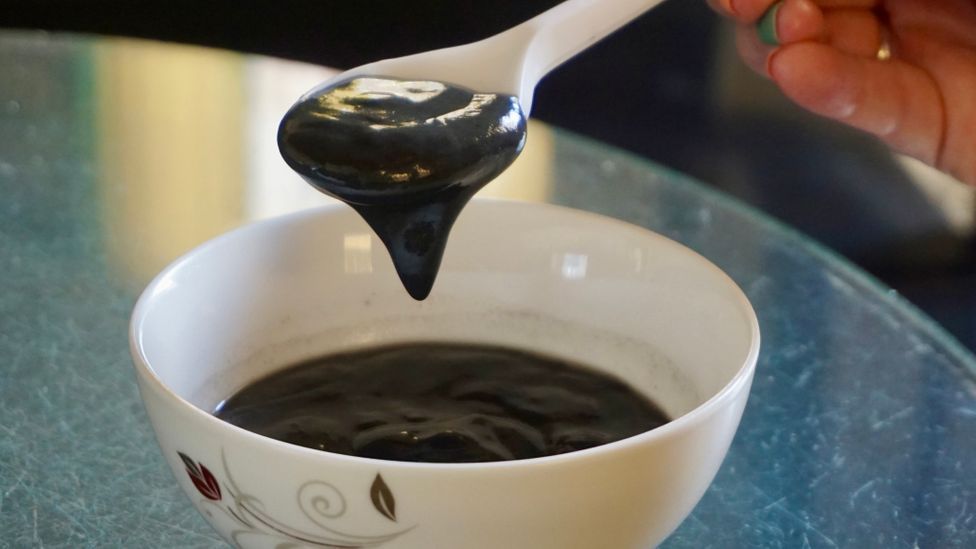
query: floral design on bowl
[{"left": 178, "top": 450, "right": 414, "bottom": 548}]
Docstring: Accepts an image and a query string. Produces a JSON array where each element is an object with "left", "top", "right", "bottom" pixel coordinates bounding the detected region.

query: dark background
[{"left": 5, "top": 0, "right": 976, "bottom": 350}]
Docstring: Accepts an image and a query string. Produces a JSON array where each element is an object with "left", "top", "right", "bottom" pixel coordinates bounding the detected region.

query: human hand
[{"left": 708, "top": 0, "right": 976, "bottom": 186}]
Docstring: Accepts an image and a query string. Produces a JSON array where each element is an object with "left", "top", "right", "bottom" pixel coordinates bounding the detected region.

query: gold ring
[{"left": 876, "top": 32, "right": 892, "bottom": 61}]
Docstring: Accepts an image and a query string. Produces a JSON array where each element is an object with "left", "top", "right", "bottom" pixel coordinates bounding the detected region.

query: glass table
[{"left": 2, "top": 31, "right": 974, "bottom": 548}]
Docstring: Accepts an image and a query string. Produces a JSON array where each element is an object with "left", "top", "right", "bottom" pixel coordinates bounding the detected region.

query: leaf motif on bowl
[
  {"left": 370, "top": 474, "right": 397, "bottom": 522},
  {"left": 177, "top": 449, "right": 414, "bottom": 547},
  {"left": 178, "top": 451, "right": 222, "bottom": 501}
]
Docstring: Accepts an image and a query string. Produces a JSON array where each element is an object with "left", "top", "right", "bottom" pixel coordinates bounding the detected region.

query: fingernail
[{"left": 757, "top": 1, "right": 783, "bottom": 46}]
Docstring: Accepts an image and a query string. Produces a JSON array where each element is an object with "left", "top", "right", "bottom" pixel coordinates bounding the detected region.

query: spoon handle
[
  {"left": 509, "top": 0, "right": 669, "bottom": 102},
  {"left": 326, "top": 0, "right": 670, "bottom": 114}
]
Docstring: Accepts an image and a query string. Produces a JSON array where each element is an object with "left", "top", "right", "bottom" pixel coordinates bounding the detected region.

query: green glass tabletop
[{"left": 2, "top": 31, "right": 975, "bottom": 548}]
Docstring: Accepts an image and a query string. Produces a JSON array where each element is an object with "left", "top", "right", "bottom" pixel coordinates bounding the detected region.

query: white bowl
[{"left": 130, "top": 199, "right": 760, "bottom": 549}]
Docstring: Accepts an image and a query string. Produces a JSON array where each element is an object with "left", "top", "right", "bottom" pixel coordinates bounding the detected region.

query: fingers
[
  {"left": 768, "top": 42, "right": 944, "bottom": 166},
  {"left": 733, "top": 0, "right": 825, "bottom": 75},
  {"left": 710, "top": 0, "right": 790, "bottom": 22},
  {"left": 710, "top": 0, "right": 878, "bottom": 23},
  {"left": 815, "top": 0, "right": 879, "bottom": 7},
  {"left": 822, "top": 9, "right": 882, "bottom": 58},
  {"left": 714, "top": 0, "right": 976, "bottom": 184},
  {"left": 894, "top": 27, "right": 976, "bottom": 185},
  {"left": 774, "top": 0, "right": 826, "bottom": 43},
  {"left": 887, "top": 0, "right": 976, "bottom": 49},
  {"left": 711, "top": 0, "right": 774, "bottom": 21},
  {"left": 734, "top": 4, "right": 886, "bottom": 77}
]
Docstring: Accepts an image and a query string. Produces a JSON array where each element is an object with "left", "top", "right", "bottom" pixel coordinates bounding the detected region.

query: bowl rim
[{"left": 130, "top": 198, "right": 761, "bottom": 470}]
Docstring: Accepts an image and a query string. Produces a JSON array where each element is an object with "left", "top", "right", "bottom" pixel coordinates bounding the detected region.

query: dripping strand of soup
[{"left": 278, "top": 76, "right": 527, "bottom": 300}]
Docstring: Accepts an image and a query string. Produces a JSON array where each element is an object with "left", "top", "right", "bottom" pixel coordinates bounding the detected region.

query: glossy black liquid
[
  {"left": 214, "top": 343, "right": 670, "bottom": 463},
  {"left": 277, "top": 77, "right": 528, "bottom": 300}
]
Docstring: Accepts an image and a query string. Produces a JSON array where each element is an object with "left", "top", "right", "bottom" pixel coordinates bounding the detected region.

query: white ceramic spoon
[{"left": 303, "top": 0, "right": 670, "bottom": 114}]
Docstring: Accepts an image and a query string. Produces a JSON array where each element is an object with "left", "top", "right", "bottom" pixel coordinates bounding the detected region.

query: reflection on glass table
[{"left": 1, "top": 31, "right": 975, "bottom": 548}]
